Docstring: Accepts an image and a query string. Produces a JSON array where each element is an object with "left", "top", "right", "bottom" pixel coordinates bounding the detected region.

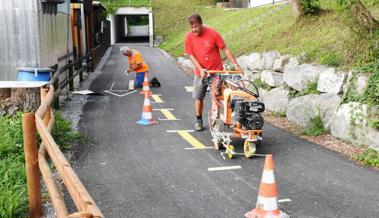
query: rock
[
  {"left": 260, "top": 70, "right": 284, "bottom": 87},
  {"left": 258, "top": 88, "right": 268, "bottom": 100},
  {"left": 286, "top": 93, "right": 341, "bottom": 127},
  {"left": 342, "top": 71, "right": 354, "bottom": 94},
  {"left": 286, "top": 94, "right": 318, "bottom": 127},
  {"left": 247, "top": 53, "right": 264, "bottom": 70},
  {"left": 244, "top": 71, "right": 261, "bottom": 81},
  {"left": 262, "top": 87, "right": 289, "bottom": 113},
  {"left": 262, "top": 51, "right": 281, "bottom": 70},
  {"left": 317, "top": 69, "right": 347, "bottom": 94},
  {"left": 283, "top": 64, "right": 328, "bottom": 91},
  {"left": 273, "top": 55, "right": 290, "bottom": 72},
  {"left": 356, "top": 75, "right": 369, "bottom": 95},
  {"left": 330, "top": 103, "right": 379, "bottom": 150},
  {"left": 330, "top": 103, "right": 369, "bottom": 144},
  {"left": 286, "top": 57, "right": 300, "bottom": 69},
  {"left": 177, "top": 57, "right": 194, "bottom": 70},
  {"left": 237, "top": 55, "right": 250, "bottom": 71}
]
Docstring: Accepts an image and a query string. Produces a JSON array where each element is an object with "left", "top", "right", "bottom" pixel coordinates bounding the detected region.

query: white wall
[{"left": 250, "top": 0, "right": 284, "bottom": 7}]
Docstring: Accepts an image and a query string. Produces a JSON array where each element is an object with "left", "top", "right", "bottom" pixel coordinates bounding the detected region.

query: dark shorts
[
  {"left": 192, "top": 74, "right": 217, "bottom": 100},
  {"left": 135, "top": 72, "right": 146, "bottom": 88}
]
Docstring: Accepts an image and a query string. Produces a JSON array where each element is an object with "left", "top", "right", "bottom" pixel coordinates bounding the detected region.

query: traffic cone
[
  {"left": 140, "top": 72, "right": 152, "bottom": 95},
  {"left": 137, "top": 92, "right": 157, "bottom": 126},
  {"left": 245, "top": 154, "right": 289, "bottom": 218}
]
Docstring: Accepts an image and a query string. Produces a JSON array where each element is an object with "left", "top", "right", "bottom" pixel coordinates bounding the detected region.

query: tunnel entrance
[
  {"left": 110, "top": 7, "right": 153, "bottom": 46},
  {"left": 114, "top": 15, "right": 149, "bottom": 43}
]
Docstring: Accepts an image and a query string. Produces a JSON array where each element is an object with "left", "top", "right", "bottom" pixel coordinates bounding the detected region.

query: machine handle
[{"left": 205, "top": 70, "right": 242, "bottom": 74}]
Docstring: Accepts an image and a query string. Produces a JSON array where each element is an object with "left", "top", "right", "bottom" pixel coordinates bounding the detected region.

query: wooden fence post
[
  {"left": 69, "top": 61, "right": 74, "bottom": 92},
  {"left": 22, "top": 113, "right": 42, "bottom": 218},
  {"left": 53, "top": 71, "right": 60, "bottom": 110}
]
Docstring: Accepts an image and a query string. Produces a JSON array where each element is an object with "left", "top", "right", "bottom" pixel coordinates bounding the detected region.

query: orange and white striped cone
[
  {"left": 245, "top": 154, "right": 289, "bottom": 218},
  {"left": 137, "top": 92, "right": 157, "bottom": 126},
  {"left": 140, "top": 72, "right": 152, "bottom": 95}
]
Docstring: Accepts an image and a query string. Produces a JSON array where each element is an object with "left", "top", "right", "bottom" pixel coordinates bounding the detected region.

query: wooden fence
[{"left": 22, "top": 86, "right": 103, "bottom": 218}]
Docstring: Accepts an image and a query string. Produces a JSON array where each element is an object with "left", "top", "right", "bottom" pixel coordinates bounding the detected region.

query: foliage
[
  {"left": 272, "top": 111, "right": 287, "bottom": 117},
  {"left": 252, "top": 79, "right": 271, "bottom": 91},
  {"left": 0, "top": 112, "right": 85, "bottom": 217},
  {"left": 288, "top": 81, "right": 319, "bottom": 98},
  {"left": 300, "top": 0, "right": 321, "bottom": 15},
  {"left": 319, "top": 51, "right": 342, "bottom": 67},
  {"left": 53, "top": 112, "right": 86, "bottom": 151},
  {"left": 0, "top": 113, "right": 24, "bottom": 158},
  {"left": 343, "top": 60, "right": 379, "bottom": 105},
  {"left": 100, "top": 2, "right": 119, "bottom": 21},
  {"left": 0, "top": 156, "right": 27, "bottom": 218},
  {"left": 357, "top": 148, "right": 379, "bottom": 168},
  {"left": 303, "top": 109, "right": 328, "bottom": 136}
]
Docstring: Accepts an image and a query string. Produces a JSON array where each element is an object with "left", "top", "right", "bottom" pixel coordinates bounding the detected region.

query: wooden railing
[{"left": 22, "top": 86, "right": 103, "bottom": 218}]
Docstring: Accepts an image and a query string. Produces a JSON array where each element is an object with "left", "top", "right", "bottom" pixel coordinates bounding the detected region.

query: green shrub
[
  {"left": 357, "top": 148, "right": 379, "bottom": 168},
  {"left": 289, "top": 81, "right": 319, "bottom": 98},
  {"left": 301, "top": 0, "right": 321, "bottom": 15},
  {"left": 53, "top": 112, "right": 86, "bottom": 151},
  {"left": 0, "top": 112, "right": 85, "bottom": 217},
  {"left": 0, "top": 113, "right": 24, "bottom": 158},
  {"left": 0, "top": 156, "right": 27, "bottom": 218},
  {"left": 304, "top": 111, "right": 328, "bottom": 136},
  {"left": 252, "top": 79, "right": 271, "bottom": 90}
]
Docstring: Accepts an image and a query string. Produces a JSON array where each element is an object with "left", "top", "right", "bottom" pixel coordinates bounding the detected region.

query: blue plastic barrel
[{"left": 16, "top": 67, "right": 52, "bottom": 82}]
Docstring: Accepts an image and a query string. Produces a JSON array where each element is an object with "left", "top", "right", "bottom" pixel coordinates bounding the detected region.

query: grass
[
  {"left": 288, "top": 81, "right": 319, "bottom": 98},
  {"left": 0, "top": 112, "right": 85, "bottom": 218},
  {"left": 303, "top": 111, "right": 328, "bottom": 136},
  {"left": 356, "top": 148, "right": 379, "bottom": 168},
  {"left": 154, "top": 0, "right": 379, "bottom": 68}
]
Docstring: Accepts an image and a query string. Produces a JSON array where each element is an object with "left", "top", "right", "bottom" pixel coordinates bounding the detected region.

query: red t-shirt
[{"left": 184, "top": 27, "right": 225, "bottom": 76}]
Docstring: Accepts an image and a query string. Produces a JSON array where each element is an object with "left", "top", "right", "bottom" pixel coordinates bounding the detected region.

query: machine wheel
[
  {"left": 226, "top": 144, "right": 236, "bottom": 159},
  {"left": 244, "top": 141, "right": 256, "bottom": 158}
]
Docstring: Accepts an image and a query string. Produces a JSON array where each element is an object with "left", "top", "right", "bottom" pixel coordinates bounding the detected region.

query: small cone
[
  {"left": 137, "top": 92, "right": 157, "bottom": 126},
  {"left": 245, "top": 154, "right": 289, "bottom": 218},
  {"left": 140, "top": 72, "right": 152, "bottom": 95}
]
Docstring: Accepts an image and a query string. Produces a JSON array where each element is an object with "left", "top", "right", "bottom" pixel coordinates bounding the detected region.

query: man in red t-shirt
[{"left": 184, "top": 13, "right": 241, "bottom": 131}]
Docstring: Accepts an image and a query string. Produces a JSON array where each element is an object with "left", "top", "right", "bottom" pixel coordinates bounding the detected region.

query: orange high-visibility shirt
[{"left": 128, "top": 49, "right": 149, "bottom": 73}]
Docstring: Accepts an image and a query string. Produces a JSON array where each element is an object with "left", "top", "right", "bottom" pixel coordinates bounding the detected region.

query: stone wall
[{"left": 177, "top": 52, "right": 378, "bottom": 151}]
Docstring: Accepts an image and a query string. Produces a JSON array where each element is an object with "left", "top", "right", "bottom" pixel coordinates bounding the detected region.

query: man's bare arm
[{"left": 188, "top": 54, "right": 207, "bottom": 77}]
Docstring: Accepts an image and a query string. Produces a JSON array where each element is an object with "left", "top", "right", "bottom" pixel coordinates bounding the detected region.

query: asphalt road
[{"left": 74, "top": 44, "right": 379, "bottom": 218}]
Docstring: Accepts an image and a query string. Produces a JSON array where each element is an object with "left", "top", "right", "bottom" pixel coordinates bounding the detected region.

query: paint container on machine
[{"left": 17, "top": 67, "right": 52, "bottom": 82}]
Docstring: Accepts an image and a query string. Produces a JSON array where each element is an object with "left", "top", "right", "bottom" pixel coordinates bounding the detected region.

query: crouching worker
[{"left": 120, "top": 47, "right": 149, "bottom": 88}]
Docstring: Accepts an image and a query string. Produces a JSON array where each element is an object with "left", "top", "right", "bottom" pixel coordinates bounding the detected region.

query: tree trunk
[
  {"left": 349, "top": 0, "right": 379, "bottom": 31},
  {"left": 290, "top": 0, "right": 304, "bottom": 20},
  {"left": 0, "top": 88, "right": 41, "bottom": 115}
]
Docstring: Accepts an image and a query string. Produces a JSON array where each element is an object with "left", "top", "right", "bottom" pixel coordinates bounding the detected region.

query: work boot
[{"left": 194, "top": 119, "right": 203, "bottom": 131}]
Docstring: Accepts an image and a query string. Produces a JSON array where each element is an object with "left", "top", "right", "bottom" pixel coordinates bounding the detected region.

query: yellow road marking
[
  {"left": 154, "top": 109, "right": 179, "bottom": 120},
  {"left": 160, "top": 109, "right": 177, "bottom": 120},
  {"left": 177, "top": 131, "right": 205, "bottom": 148},
  {"left": 151, "top": 94, "right": 164, "bottom": 103}
]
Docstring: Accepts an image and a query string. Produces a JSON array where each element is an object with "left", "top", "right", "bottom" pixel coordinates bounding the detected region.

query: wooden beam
[{"left": 22, "top": 113, "right": 42, "bottom": 218}]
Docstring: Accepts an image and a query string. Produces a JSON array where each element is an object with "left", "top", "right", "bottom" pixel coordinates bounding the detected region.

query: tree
[{"left": 338, "top": 0, "right": 379, "bottom": 31}]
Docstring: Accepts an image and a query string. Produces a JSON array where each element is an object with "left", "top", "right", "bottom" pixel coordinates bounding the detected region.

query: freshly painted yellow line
[
  {"left": 177, "top": 131, "right": 205, "bottom": 148},
  {"left": 166, "top": 130, "right": 194, "bottom": 133},
  {"left": 151, "top": 94, "right": 164, "bottom": 103},
  {"left": 160, "top": 109, "right": 177, "bottom": 120}
]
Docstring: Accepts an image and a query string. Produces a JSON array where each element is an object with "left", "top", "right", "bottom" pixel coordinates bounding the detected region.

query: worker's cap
[{"left": 120, "top": 46, "right": 131, "bottom": 53}]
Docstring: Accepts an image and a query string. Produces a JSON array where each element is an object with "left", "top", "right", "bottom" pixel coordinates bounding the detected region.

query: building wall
[{"left": 0, "top": 0, "right": 73, "bottom": 81}]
